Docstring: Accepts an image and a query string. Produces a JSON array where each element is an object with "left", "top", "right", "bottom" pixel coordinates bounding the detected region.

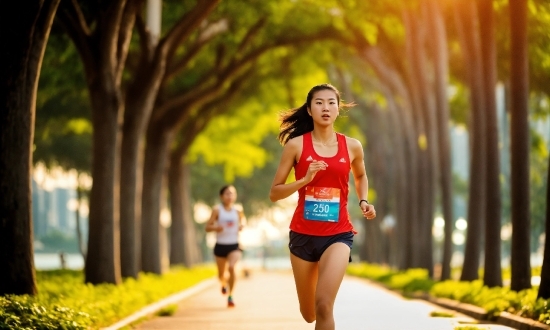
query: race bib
[{"left": 304, "top": 186, "right": 340, "bottom": 222}]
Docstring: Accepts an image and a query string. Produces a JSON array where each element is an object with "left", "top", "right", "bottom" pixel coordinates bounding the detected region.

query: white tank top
[{"left": 216, "top": 204, "right": 240, "bottom": 244}]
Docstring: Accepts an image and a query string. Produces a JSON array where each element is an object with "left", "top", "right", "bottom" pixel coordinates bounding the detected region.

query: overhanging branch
[
  {"left": 172, "top": 66, "right": 254, "bottom": 161},
  {"left": 115, "top": 0, "right": 138, "bottom": 83},
  {"left": 164, "top": 19, "right": 228, "bottom": 81},
  {"left": 236, "top": 17, "right": 267, "bottom": 54},
  {"left": 58, "top": 0, "right": 95, "bottom": 74},
  {"left": 97, "top": 0, "right": 128, "bottom": 55},
  {"left": 156, "top": 27, "right": 342, "bottom": 121},
  {"left": 160, "top": 0, "right": 221, "bottom": 60}
]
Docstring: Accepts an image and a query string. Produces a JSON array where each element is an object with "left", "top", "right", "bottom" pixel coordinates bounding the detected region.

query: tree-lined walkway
[{"left": 134, "top": 270, "right": 514, "bottom": 330}]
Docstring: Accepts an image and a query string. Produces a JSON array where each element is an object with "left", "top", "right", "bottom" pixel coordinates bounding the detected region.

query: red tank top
[{"left": 290, "top": 132, "right": 355, "bottom": 236}]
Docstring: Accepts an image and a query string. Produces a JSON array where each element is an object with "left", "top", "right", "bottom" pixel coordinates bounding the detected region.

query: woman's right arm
[
  {"left": 270, "top": 138, "right": 326, "bottom": 202},
  {"left": 205, "top": 207, "right": 221, "bottom": 232},
  {"left": 269, "top": 141, "right": 303, "bottom": 202}
]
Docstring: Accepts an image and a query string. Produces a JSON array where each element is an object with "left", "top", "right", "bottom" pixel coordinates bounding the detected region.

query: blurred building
[{"left": 31, "top": 167, "right": 89, "bottom": 252}]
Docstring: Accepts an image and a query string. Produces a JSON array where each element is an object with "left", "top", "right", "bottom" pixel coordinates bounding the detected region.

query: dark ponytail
[
  {"left": 277, "top": 83, "right": 352, "bottom": 145},
  {"left": 277, "top": 102, "right": 313, "bottom": 145}
]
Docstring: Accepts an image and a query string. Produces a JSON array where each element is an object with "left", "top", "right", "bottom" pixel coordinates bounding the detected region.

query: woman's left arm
[
  {"left": 238, "top": 209, "right": 247, "bottom": 231},
  {"left": 349, "top": 138, "right": 376, "bottom": 220}
]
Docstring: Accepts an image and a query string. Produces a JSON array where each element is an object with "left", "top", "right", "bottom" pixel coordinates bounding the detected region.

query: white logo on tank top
[
  {"left": 306, "top": 156, "right": 313, "bottom": 161},
  {"left": 339, "top": 158, "right": 346, "bottom": 163}
]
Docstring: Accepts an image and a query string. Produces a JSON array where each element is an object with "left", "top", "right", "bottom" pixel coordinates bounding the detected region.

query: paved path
[{"left": 135, "top": 270, "right": 514, "bottom": 330}]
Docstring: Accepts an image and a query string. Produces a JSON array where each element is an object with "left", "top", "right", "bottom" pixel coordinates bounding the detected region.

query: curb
[
  {"left": 427, "top": 297, "right": 550, "bottom": 330},
  {"left": 101, "top": 277, "right": 216, "bottom": 330},
  {"left": 498, "top": 312, "right": 550, "bottom": 330},
  {"left": 428, "top": 297, "right": 488, "bottom": 321}
]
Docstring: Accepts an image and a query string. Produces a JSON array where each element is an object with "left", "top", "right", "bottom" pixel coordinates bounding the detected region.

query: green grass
[
  {"left": 0, "top": 265, "right": 216, "bottom": 329},
  {"left": 155, "top": 304, "right": 178, "bottom": 317},
  {"left": 430, "top": 310, "right": 456, "bottom": 318}
]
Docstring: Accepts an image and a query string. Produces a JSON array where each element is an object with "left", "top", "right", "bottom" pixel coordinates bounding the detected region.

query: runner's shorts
[
  {"left": 214, "top": 243, "right": 241, "bottom": 258},
  {"left": 288, "top": 231, "right": 354, "bottom": 262}
]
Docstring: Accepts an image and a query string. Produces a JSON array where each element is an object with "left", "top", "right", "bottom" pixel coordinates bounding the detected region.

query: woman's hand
[
  {"left": 303, "top": 160, "right": 328, "bottom": 183},
  {"left": 360, "top": 201, "right": 376, "bottom": 220}
]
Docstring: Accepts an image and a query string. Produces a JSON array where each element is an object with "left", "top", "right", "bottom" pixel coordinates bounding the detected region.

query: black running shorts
[
  {"left": 288, "top": 231, "right": 354, "bottom": 262},
  {"left": 213, "top": 243, "right": 241, "bottom": 258}
]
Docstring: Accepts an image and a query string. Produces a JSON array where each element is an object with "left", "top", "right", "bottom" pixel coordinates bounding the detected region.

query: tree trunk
[
  {"left": 119, "top": 62, "right": 165, "bottom": 278},
  {"left": 168, "top": 153, "right": 186, "bottom": 266},
  {"left": 455, "top": 1, "right": 487, "bottom": 282},
  {"left": 119, "top": 113, "right": 143, "bottom": 278},
  {"left": 509, "top": 0, "right": 531, "bottom": 291},
  {"left": 85, "top": 82, "right": 122, "bottom": 285},
  {"left": 181, "top": 163, "right": 202, "bottom": 264},
  {"left": 417, "top": 5, "right": 438, "bottom": 275},
  {"left": 404, "top": 8, "right": 436, "bottom": 274},
  {"left": 427, "top": 0, "right": 453, "bottom": 281},
  {"left": 169, "top": 161, "right": 201, "bottom": 266},
  {"left": 58, "top": 0, "right": 134, "bottom": 285},
  {"left": 118, "top": 0, "right": 221, "bottom": 277},
  {"left": 361, "top": 107, "right": 387, "bottom": 263},
  {"left": 538, "top": 155, "right": 550, "bottom": 299},
  {"left": 359, "top": 47, "right": 419, "bottom": 269},
  {"left": 477, "top": 0, "right": 503, "bottom": 288},
  {"left": 0, "top": 0, "right": 59, "bottom": 296},
  {"left": 141, "top": 121, "right": 173, "bottom": 274},
  {"left": 387, "top": 102, "right": 410, "bottom": 268},
  {"left": 403, "top": 12, "right": 425, "bottom": 269},
  {"left": 394, "top": 98, "right": 420, "bottom": 270}
]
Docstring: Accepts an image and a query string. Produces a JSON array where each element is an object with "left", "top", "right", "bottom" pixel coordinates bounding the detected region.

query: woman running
[
  {"left": 269, "top": 83, "right": 376, "bottom": 329},
  {"left": 205, "top": 185, "right": 246, "bottom": 307}
]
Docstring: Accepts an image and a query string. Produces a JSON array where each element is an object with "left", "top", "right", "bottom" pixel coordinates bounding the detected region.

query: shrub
[
  {"left": 387, "top": 268, "right": 434, "bottom": 293},
  {"left": 0, "top": 295, "right": 93, "bottom": 330},
  {"left": 0, "top": 265, "right": 216, "bottom": 329},
  {"left": 347, "top": 264, "right": 434, "bottom": 293},
  {"left": 346, "top": 263, "right": 396, "bottom": 283},
  {"left": 155, "top": 304, "right": 178, "bottom": 317}
]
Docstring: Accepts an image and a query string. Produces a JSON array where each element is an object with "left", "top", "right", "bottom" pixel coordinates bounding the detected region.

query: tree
[
  {"left": 478, "top": 0, "right": 503, "bottom": 288},
  {"left": 168, "top": 74, "right": 250, "bottom": 266},
  {"left": 509, "top": 0, "right": 531, "bottom": 291},
  {"left": 455, "top": 0, "right": 487, "bottom": 282},
  {"left": 119, "top": 0, "right": 221, "bottom": 279},
  {"left": 427, "top": 0, "right": 454, "bottom": 280},
  {"left": 402, "top": 6, "right": 437, "bottom": 274},
  {"left": 0, "top": 0, "right": 60, "bottom": 295},
  {"left": 341, "top": 15, "right": 420, "bottom": 269},
  {"left": 538, "top": 154, "right": 550, "bottom": 299},
  {"left": 57, "top": 0, "right": 139, "bottom": 285},
  {"left": 355, "top": 103, "right": 389, "bottom": 264}
]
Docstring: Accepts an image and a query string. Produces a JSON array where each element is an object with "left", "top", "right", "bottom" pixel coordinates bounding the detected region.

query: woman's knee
[
  {"left": 300, "top": 307, "right": 316, "bottom": 323},
  {"left": 228, "top": 264, "right": 236, "bottom": 274},
  {"left": 315, "top": 298, "right": 333, "bottom": 319}
]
